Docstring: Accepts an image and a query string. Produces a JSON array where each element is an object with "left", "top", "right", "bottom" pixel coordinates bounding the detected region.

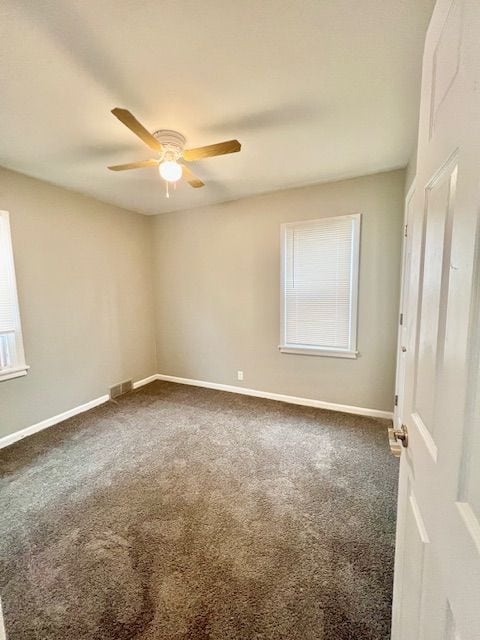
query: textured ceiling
[{"left": 0, "top": 0, "right": 434, "bottom": 215}]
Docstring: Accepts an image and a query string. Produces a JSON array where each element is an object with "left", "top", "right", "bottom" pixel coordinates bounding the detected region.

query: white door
[{"left": 391, "top": 0, "right": 480, "bottom": 638}]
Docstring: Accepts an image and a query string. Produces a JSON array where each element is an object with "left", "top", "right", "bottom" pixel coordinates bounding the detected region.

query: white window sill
[
  {"left": 279, "top": 346, "right": 358, "bottom": 359},
  {"left": 0, "top": 365, "right": 29, "bottom": 382}
]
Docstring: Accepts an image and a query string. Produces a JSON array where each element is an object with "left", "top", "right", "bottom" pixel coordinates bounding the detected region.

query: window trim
[
  {"left": 279, "top": 213, "right": 361, "bottom": 358},
  {"left": 0, "top": 210, "right": 28, "bottom": 382}
]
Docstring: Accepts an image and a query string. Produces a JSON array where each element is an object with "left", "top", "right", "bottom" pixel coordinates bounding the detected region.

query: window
[
  {"left": 280, "top": 213, "right": 360, "bottom": 358},
  {"left": 0, "top": 211, "right": 28, "bottom": 381}
]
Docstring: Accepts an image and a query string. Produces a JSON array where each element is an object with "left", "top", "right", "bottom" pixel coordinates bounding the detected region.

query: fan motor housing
[{"left": 153, "top": 130, "right": 186, "bottom": 160}]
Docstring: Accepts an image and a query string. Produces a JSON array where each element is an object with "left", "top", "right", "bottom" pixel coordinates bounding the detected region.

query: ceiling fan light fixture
[
  {"left": 159, "top": 160, "right": 183, "bottom": 183},
  {"left": 109, "top": 110, "right": 240, "bottom": 192}
]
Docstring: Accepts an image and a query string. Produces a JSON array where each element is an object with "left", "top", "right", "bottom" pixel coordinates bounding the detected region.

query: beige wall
[
  {"left": 0, "top": 167, "right": 157, "bottom": 438},
  {"left": 152, "top": 170, "right": 405, "bottom": 412}
]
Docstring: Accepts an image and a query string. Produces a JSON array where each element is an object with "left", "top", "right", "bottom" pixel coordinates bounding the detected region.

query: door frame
[{"left": 393, "top": 178, "right": 416, "bottom": 429}]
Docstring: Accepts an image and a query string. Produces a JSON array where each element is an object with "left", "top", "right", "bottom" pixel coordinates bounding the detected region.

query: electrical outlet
[{"left": 237, "top": 370, "right": 244, "bottom": 381}]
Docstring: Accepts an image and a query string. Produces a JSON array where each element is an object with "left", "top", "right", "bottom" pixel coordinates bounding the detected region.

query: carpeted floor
[{"left": 0, "top": 381, "right": 398, "bottom": 640}]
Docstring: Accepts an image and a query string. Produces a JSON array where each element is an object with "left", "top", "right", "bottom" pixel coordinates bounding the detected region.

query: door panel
[
  {"left": 398, "top": 484, "right": 429, "bottom": 639},
  {"left": 430, "top": 0, "right": 463, "bottom": 135},
  {"left": 460, "top": 348, "right": 480, "bottom": 517},
  {"left": 414, "top": 158, "right": 457, "bottom": 435}
]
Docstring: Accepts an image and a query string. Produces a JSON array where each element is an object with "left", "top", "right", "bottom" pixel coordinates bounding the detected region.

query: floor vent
[
  {"left": 121, "top": 379, "right": 133, "bottom": 394},
  {"left": 109, "top": 379, "right": 133, "bottom": 400}
]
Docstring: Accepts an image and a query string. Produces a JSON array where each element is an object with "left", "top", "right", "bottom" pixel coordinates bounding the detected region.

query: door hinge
[
  {"left": 394, "top": 394, "right": 398, "bottom": 407},
  {"left": 404, "top": 224, "right": 408, "bottom": 237},
  {"left": 400, "top": 312, "right": 403, "bottom": 326}
]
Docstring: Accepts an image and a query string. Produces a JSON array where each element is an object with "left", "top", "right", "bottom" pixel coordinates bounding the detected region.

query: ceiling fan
[{"left": 108, "top": 108, "right": 241, "bottom": 196}]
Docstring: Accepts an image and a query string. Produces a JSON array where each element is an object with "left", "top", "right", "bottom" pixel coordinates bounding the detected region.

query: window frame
[
  {"left": 0, "top": 210, "right": 28, "bottom": 382},
  {"left": 279, "top": 213, "right": 361, "bottom": 359}
]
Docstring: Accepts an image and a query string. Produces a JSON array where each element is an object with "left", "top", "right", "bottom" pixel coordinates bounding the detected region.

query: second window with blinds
[
  {"left": 0, "top": 210, "right": 28, "bottom": 381},
  {"left": 280, "top": 213, "right": 361, "bottom": 358}
]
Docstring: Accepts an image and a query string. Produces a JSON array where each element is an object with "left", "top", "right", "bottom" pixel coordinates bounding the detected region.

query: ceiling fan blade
[
  {"left": 108, "top": 159, "right": 159, "bottom": 171},
  {"left": 111, "top": 108, "right": 162, "bottom": 152},
  {"left": 182, "top": 139, "right": 241, "bottom": 162},
  {"left": 182, "top": 164, "right": 205, "bottom": 188}
]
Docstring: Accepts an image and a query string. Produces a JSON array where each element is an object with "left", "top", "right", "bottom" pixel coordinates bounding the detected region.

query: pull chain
[{"left": 164, "top": 180, "right": 178, "bottom": 198}]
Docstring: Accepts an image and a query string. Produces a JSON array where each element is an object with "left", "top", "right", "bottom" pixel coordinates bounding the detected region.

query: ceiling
[{"left": 0, "top": 0, "right": 434, "bottom": 215}]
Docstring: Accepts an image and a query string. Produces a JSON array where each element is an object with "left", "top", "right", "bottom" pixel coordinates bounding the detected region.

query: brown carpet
[{"left": 0, "top": 381, "right": 398, "bottom": 639}]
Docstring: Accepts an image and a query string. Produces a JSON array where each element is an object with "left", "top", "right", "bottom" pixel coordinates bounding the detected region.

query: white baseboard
[
  {"left": 0, "top": 598, "right": 6, "bottom": 640},
  {"left": 0, "top": 394, "right": 109, "bottom": 450},
  {"left": 0, "top": 373, "right": 158, "bottom": 450},
  {"left": 133, "top": 374, "right": 158, "bottom": 389},
  {"left": 0, "top": 372, "right": 392, "bottom": 451},
  {"left": 156, "top": 374, "right": 393, "bottom": 420}
]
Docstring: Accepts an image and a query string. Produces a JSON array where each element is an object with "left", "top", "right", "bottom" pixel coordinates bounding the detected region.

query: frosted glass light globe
[{"left": 159, "top": 161, "right": 182, "bottom": 183}]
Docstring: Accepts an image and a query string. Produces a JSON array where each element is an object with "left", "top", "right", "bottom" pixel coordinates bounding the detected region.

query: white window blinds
[
  {"left": 0, "top": 211, "right": 28, "bottom": 380},
  {"left": 280, "top": 214, "right": 360, "bottom": 358}
]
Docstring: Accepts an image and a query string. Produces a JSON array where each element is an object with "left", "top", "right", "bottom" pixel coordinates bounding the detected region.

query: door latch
[
  {"left": 388, "top": 424, "right": 408, "bottom": 456},
  {"left": 393, "top": 424, "right": 408, "bottom": 448}
]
